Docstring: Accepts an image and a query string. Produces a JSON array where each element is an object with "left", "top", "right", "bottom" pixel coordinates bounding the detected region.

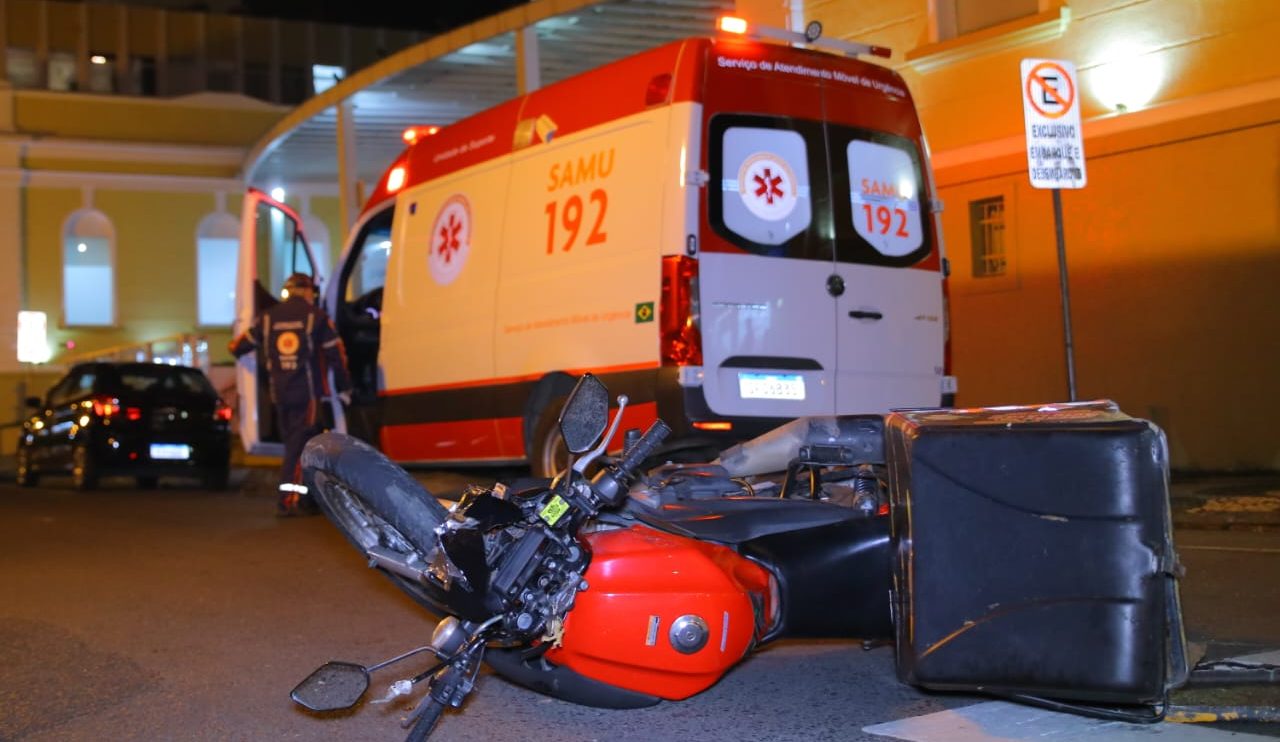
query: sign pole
[
  {"left": 1022, "top": 58, "right": 1086, "bottom": 403},
  {"left": 1051, "top": 188, "right": 1077, "bottom": 401}
]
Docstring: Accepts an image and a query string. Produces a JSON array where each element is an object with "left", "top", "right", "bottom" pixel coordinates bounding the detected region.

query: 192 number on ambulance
[{"left": 545, "top": 189, "right": 608, "bottom": 253}]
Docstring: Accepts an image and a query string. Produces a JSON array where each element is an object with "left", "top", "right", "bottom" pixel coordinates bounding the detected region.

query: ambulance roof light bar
[
  {"left": 404, "top": 125, "right": 445, "bottom": 143},
  {"left": 716, "top": 16, "right": 891, "bottom": 59}
]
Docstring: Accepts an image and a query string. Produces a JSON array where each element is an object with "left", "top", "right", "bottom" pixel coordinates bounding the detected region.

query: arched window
[
  {"left": 195, "top": 212, "right": 240, "bottom": 327},
  {"left": 62, "top": 209, "right": 116, "bottom": 327}
]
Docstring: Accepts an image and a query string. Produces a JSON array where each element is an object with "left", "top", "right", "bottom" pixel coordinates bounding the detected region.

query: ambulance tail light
[
  {"left": 717, "top": 16, "right": 749, "bottom": 35},
  {"left": 942, "top": 275, "right": 954, "bottom": 401},
  {"left": 942, "top": 276, "right": 952, "bottom": 370},
  {"left": 660, "top": 256, "right": 702, "bottom": 367}
]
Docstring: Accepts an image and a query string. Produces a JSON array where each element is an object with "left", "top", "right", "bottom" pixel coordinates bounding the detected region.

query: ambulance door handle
[{"left": 848, "top": 309, "right": 883, "bottom": 321}]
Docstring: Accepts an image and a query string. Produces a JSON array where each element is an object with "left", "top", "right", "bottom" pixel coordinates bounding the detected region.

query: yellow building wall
[
  {"left": 14, "top": 92, "right": 283, "bottom": 146},
  {"left": 744, "top": 0, "right": 1280, "bottom": 470},
  {"left": 943, "top": 116, "right": 1280, "bottom": 470},
  {"left": 22, "top": 188, "right": 247, "bottom": 363}
]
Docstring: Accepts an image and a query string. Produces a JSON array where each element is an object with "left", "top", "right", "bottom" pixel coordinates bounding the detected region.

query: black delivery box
[{"left": 885, "top": 401, "right": 1188, "bottom": 708}]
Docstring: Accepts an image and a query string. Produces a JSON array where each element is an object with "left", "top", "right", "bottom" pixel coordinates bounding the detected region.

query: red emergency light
[
  {"left": 718, "top": 16, "right": 749, "bottom": 35},
  {"left": 402, "top": 126, "right": 441, "bottom": 145}
]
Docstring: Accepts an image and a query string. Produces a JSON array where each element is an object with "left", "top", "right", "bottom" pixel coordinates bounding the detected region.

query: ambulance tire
[
  {"left": 302, "top": 432, "right": 449, "bottom": 610},
  {"left": 529, "top": 396, "right": 569, "bottom": 479}
]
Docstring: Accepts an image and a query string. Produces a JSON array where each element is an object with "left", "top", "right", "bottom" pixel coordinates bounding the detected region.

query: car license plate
[
  {"left": 150, "top": 443, "right": 191, "bottom": 460},
  {"left": 738, "top": 372, "right": 805, "bottom": 401}
]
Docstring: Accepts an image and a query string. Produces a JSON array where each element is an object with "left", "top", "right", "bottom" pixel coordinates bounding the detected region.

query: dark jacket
[{"left": 229, "top": 297, "right": 352, "bottom": 407}]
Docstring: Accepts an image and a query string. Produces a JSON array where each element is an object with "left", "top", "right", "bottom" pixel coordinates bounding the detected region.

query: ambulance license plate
[
  {"left": 738, "top": 373, "right": 805, "bottom": 401},
  {"left": 150, "top": 443, "right": 191, "bottom": 460}
]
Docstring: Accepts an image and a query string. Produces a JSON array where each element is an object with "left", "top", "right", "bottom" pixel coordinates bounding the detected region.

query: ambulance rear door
[
  {"left": 234, "top": 188, "right": 321, "bottom": 455},
  {"left": 699, "top": 66, "right": 838, "bottom": 419},
  {"left": 822, "top": 78, "right": 945, "bottom": 412}
]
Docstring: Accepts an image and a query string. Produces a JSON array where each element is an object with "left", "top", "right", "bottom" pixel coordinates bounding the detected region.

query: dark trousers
[{"left": 277, "top": 401, "right": 320, "bottom": 492}]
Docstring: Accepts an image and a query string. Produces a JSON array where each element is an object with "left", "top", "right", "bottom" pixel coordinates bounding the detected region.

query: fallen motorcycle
[{"left": 292, "top": 373, "right": 1188, "bottom": 739}]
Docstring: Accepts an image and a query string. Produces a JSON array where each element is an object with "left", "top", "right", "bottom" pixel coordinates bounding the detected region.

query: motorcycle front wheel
[{"left": 302, "top": 432, "right": 450, "bottom": 612}]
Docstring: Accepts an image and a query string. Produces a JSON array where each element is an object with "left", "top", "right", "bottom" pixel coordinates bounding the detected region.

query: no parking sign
[{"left": 1021, "top": 59, "right": 1087, "bottom": 189}]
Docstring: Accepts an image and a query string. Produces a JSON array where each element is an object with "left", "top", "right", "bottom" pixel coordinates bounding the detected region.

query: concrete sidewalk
[{"left": 1168, "top": 473, "right": 1280, "bottom": 530}]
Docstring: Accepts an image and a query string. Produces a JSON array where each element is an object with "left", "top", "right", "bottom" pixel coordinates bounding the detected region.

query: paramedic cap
[{"left": 283, "top": 273, "right": 316, "bottom": 292}]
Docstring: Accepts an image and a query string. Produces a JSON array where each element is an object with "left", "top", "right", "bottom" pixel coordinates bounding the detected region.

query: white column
[
  {"left": 336, "top": 99, "right": 359, "bottom": 238},
  {"left": 516, "top": 25, "right": 540, "bottom": 95}
]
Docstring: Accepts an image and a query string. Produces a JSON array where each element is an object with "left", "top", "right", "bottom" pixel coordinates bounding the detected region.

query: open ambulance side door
[{"left": 233, "top": 188, "right": 322, "bottom": 456}]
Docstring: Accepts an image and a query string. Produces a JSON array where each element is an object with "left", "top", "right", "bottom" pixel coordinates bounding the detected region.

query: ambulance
[{"left": 235, "top": 20, "right": 956, "bottom": 475}]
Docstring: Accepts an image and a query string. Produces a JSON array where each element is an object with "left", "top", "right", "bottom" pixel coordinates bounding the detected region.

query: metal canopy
[{"left": 245, "top": 0, "right": 734, "bottom": 190}]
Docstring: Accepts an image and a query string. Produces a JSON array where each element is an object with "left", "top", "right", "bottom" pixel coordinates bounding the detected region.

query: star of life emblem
[
  {"left": 738, "top": 153, "right": 798, "bottom": 221},
  {"left": 429, "top": 194, "right": 471, "bottom": 285}
]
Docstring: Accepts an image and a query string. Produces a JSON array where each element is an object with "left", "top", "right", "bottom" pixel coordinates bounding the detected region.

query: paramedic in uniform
[{"left": 229, "top": 273, "right": 353, "bottom": 515}]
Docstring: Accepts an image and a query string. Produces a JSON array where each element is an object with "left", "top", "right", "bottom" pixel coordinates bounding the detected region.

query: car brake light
[
  {"left": 214, "top": 403, "right": 233, "bottom": 422},
  {"left": 660, "top": 255, "right": 702, "bottom": 367},
  {"left": 92, "top": 396, "right": 119, "bottom": 418},
  {"left": 126, "top": 407, "right": 142, "bottom": 421}
]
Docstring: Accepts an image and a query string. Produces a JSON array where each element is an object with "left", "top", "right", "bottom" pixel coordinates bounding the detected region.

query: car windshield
[{"left": 110, "top": 366, "right": 216, "bottom": 396}]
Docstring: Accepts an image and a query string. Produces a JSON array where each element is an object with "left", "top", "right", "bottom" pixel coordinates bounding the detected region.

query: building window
[
  {"left": 312, "top": 64, "right": 345, "bottom": 95},
  {"left": 934, "top": 0, "right": 1041, "bottom": 41},
  {"left": 196, "top": 212, "right": 240, "bottom": 327},
  {"left": 969, "top": 197, "right": 1006, "bottom": 278},
  {"left": 62, "top": 209, "right": 116, "bottom": 326}
]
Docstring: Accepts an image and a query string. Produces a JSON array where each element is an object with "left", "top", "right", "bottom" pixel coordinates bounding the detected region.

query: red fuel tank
[{"left": 545, "top": 525, "right": 775, "bottom": 699}]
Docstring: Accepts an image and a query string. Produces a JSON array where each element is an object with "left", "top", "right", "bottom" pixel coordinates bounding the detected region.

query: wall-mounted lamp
[{"left": 1090, "top": 44, "right": 1164, "bottom": 113}]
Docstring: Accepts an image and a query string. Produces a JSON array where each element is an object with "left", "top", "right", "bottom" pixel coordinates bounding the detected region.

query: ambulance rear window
[
  {"left": 709, "top": 115, "right": 932, "bottom": 267},
  {"left": 709, "top": 115, "right": 829, "bottom": 260},
  {"left": 718, "top": 126, "right": 812, "bottom": 247},
  {"left": 830, "top": 126, "right": 931, "bottom": 266}
]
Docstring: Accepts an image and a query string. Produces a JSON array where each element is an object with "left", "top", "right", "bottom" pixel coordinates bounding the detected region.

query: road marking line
[
  {"left": 864, "top": 700, "right": 1274, "bottom": 741},
  {"left": 1179, "top": 545, "right": 1280, "bottom": 554}
]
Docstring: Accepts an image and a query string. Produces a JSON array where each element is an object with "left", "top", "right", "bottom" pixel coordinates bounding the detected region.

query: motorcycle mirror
[
  {"left": 290, "top": 661, "right": 370, "bottom": 712},
  {"left": 559, "top": 374, "right": 610, "bottom": 454}
]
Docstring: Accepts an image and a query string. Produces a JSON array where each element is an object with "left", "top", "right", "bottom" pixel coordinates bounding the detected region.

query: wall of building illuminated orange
[{"left": 735, "top": 0, "right": 1280, "bottom": 470}]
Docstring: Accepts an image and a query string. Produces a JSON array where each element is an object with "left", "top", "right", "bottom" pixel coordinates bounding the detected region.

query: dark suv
[{"left": 16, "top": 362, "right": 233, "bottom": 490}]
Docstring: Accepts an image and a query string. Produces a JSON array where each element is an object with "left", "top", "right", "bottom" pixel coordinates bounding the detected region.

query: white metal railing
[{"left": 56, "top": 333, "right": 211, "bottom": 373}]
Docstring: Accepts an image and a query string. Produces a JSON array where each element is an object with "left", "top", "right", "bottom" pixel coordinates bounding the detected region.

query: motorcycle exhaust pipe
[{"left": 366, "top": 545, "right": 429, "bottom": 582}]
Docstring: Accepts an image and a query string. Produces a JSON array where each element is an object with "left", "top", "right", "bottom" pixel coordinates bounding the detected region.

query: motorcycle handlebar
[
  {"left": 617, "top": 419, "right": 670, "bottom": 479},
  {"left": 589, "top": 419, "right": 670, "bottom": 507}
]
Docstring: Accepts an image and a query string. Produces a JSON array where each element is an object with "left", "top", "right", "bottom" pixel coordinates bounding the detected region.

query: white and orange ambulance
[{"left": 236, "top": 23, "right": 956, "bottom": 474}]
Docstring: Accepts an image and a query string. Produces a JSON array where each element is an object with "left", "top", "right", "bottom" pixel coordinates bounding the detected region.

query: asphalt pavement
[
  {"left": 5, "top": 450, "right": 1275, "bottom": 530},
  {"left": 1, "top": 449, "right": 1277, "bottom": 741}
]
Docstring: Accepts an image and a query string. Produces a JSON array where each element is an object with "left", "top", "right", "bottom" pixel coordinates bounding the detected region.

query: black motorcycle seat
[{"left": 630, "top": 496, "right": 867, "bottom": 546}]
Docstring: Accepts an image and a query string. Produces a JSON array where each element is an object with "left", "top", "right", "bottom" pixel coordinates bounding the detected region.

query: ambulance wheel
[
  {"left": 529, "top": 396, "right": 569, "bottom": 479},
  {"left": 302, "top": 432, "right": 449, "bottom": 610}
]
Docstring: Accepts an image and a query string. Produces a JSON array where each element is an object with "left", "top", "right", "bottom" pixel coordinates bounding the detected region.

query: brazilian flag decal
[{"left": 635, "top": 302, "right": 655, "bottom": 323}]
